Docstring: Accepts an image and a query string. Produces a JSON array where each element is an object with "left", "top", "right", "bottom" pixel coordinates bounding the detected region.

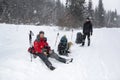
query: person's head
[
  {"left": 30, "top": 30, "right": 32, "bottom": 33},
  {"left": 39, "top": 31, "right": 44, "bottom": 38},
  {"left": 86, "top": 17, "right": 90, "bottom": 22}
]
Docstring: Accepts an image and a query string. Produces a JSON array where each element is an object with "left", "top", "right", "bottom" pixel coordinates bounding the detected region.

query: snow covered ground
[{"left": 0, "top": 24, "right": 120, "bottom": 80}]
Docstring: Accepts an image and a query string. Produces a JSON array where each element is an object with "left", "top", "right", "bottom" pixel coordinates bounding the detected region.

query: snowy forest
[{"left": 0, "top": 0, "right": 120, "bottom": 28}]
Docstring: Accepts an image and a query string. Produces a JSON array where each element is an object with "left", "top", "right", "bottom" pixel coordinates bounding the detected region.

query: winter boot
[
  {"left": 66, "top": 58, "right": 73, "bottom": 64},
  {"left": 49, "top": 66, "right": 56, "bottom": 71},
  {"left": 82, "top": 42, "right": 85, "bottom": 46},
  {"left": 88, "top": 40, "right": 90, "bottom": 46},
  {"left": 67, "top": 50, "right": 70, "bottom": 53}
]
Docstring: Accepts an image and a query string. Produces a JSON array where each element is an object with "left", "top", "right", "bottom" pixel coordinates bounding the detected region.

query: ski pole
[
  {"left": 29, "top": 30, "right": 34, "bottom": 62},
  {"left": 71, "top": 29, "right": 73, "bottom": 41},
  {"left": 55, "top": 33, "right": 59, "bottom": 46}
]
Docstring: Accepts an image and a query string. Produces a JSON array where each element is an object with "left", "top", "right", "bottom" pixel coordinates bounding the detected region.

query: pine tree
[
  {"left": 94, "top": 6, "right": 99, "bottom": 27},
  {"left": 66, "top": 0, "right": 86, "bottom": 27},
  {"left": 56, "top": 0, "right": 65, "bottom": 23},
  {"left": 88, "top": 0, "right": 94, "bottom": 19},
  {"left": 110, "top": 10, "right": 118, "bottom": 27},
  {"left": 97, "top": 0, "right": 105, "bottom": 27}
]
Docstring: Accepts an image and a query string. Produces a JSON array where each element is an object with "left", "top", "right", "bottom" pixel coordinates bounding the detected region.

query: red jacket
[{"left": 34, "top": 37, "right": 50, "bottom": 53}]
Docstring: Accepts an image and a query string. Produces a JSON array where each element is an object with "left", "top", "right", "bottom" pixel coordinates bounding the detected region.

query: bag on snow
[
  {"left": 75, "top": 32, "right": 83, "bottom": 44},
  {"left": 58, "top": 42, "right": 69, "bottom": 56}
]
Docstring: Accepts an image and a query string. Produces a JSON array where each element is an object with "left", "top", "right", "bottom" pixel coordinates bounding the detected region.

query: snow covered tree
[
  {"left": 65, "top": 0, "right": 86, "bottom": 27},
  {"left": 0, "top": 0, "right": 57, "bottom": 25},
  {"left": 97, "top": 0, "right": 105, "bottom": 27},
  {"left": 55, "top": 0, "right": 65, "bottom": 25},
  {"left": 87, "top": 0, "right": 94, "bottom": 19},
  {"left": 117, "top": 15, "right": 120, "bottom": 27},
  {"left": 105, "top": 10, "right": 118, "bottom": 27},
  {"left": 94, "top": 6, "right": 99, "bottom": 27}
]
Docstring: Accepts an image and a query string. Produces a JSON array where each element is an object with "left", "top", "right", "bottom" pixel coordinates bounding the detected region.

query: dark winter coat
[
  {"left": 60, "top": 36, "right": 68, "bottom": 46},
  {"left": 58, "top": 36, "right": 68, "bottom": 55},
  {"left": 83, "top": 21, "right": 93, "bottom": 34}
]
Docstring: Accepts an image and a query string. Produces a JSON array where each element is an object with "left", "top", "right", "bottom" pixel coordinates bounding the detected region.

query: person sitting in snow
[
  {"left": 58, "top": 35, "right": 72, "bottom": 56},
  {"left": 82, "top": 17, "right": 93, "bottom": 46},
  {"left": 33, "top": 31, "right": 73, "bottom": 70}
]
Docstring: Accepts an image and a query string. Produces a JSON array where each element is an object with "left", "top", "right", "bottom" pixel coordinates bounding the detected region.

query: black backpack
[
  {"left": 58, "top": 43, "right": 68, "bottom": 56},
  {"left": 75, "top": 32, "right": 83, "bottom": 44}
]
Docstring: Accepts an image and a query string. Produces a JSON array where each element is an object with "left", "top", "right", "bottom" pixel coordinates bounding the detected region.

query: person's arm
[
  {"left": 44, "top": 38, "right": 51, "bottom": 50},
  {"left": 83, "top": 23, "right": 85, "bottom": 34},
  {"left": 90, "top": 23, "right": 93, "bottom": 35},
  {"left": 45, "top": 42, "right": 51, "bottom": 50}
]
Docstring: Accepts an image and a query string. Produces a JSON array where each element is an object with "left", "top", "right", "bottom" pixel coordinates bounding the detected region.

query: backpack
[
  {"left": 58, "top": 36, "right": 68, "bottom": 56},
  {"left": 58, "top": 43, "right": 68, "bottom": 56},
  {"left": 75, "top": 32, "right": 83, "bottom": 44}
]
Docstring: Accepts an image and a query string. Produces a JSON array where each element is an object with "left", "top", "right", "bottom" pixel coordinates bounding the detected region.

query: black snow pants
[
  {"left": 49, "top": 52, "right": 66, "bottom": 63},
  {"left": 82, "top": 33, "right": 90, "bottom": 46},
  {"left": 36, "top": 53, "right": 53, "bottom": 68}
]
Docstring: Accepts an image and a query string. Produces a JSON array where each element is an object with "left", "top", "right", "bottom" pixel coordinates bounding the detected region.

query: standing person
[
  {"left": 82, "top": 18, "right": 93, "bottom": 46},
  {"left": 33, "top": 31, "right": 73, "bottom": 70}
]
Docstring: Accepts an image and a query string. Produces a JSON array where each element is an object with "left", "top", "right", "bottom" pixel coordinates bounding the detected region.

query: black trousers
[
  {"left": 82, "top": 33, "right": 90, "bottom": 46},
  {"left": 49, "top": 52, "right": 66, "bottom": 63},
  {"left": 36, "top": 53, "right": 52, "bottom": 68}
]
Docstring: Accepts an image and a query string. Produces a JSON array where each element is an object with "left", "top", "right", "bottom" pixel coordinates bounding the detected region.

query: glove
[
  {"left": 44, "top": 38, "right": 47, "bottom": 42},
  {"left": 44, "top": 46, "right": 50, "bottom": 49},
  {"left": 43, "top": 52, "right": 48, "bottom": 56},
  {"left": 35, "top": 52, "right": 38, "bottom": 54},
  {"left": 49, "top": 50, "right": 54, "bottom": 54}
]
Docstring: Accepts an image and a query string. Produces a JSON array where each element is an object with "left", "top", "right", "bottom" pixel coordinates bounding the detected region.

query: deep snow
[{"left": 0, "top": 24, "right": 120, "bottom": 80}]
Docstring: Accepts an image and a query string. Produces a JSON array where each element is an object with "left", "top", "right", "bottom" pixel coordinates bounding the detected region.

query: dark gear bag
[{"left": 75, "top": 32, "right": 83, "bottom": 44}]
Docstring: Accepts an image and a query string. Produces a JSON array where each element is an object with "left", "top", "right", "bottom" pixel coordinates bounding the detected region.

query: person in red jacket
[{"left": 34, "top": 31, "right": 73, "bottom": 70}]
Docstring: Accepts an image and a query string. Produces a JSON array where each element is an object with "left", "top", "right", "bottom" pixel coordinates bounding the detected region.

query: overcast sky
[{"left": 60, "top": 0, "right": 120, "bottom": 14}]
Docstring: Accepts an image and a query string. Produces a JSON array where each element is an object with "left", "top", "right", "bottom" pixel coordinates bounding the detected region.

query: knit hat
[
  {"left": 39, "top": 31, "right": 44, "bottom": 34},
  {"left": 86, "top": 17, "right": 90, "bottom": 20}
]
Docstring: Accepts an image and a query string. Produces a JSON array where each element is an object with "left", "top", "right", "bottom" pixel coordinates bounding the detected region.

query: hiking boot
[
  {"left": 66, "top": 58, "right": 73, "bottom": 64},
  {"left": 81, "top": 42, "right": 85, "bottom": 46},
  {"left": 88, "top": 40, "right": 90, "bottom": 46},
  {"left": 49, "top": 66, "right": 56, "bottom": 71}
]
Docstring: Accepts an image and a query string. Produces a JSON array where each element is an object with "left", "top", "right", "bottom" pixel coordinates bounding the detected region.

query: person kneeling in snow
[
  {"left": 58, "top": 35, "right": 72, "bottom": 56},
  {"left": 33, "top": 31, "right": 73, "bottom": 70}
]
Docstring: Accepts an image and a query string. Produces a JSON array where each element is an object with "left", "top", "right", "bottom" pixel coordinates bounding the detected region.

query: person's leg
[
  {"left": 87, "top": 33, "right": 90, "bottom": 46},
  {"left": 58, "top": 44, "right": 64, "bottom": 55},
  {"left": 59, "top": 50, "right": 62, "bottom": 55},
  {"left": 59, "top": 49, "right": 68, "bottom": 56},
  {"left": 50, "top": 52, "right": 66, "bottom": 63},
  {"left": 63, "top": 50, "right": 69, "bottom": 56},
  {"left": 82, "top": 34, "right": 86, "bottom": 46},
  {"left": 36, "top": 54, "right": 55, "bottom": 70}
]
